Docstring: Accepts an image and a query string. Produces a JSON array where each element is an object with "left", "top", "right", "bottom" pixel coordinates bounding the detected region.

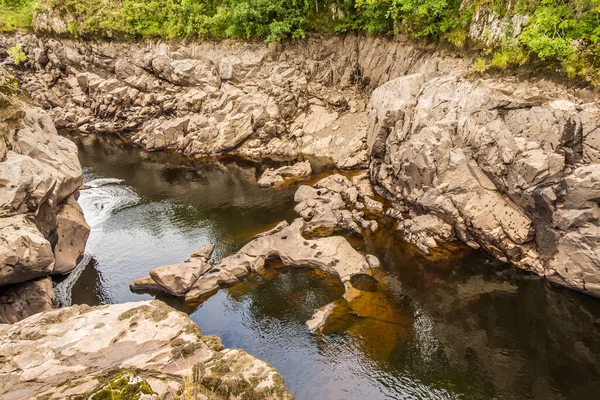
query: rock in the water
[
  {"left": 185, "top": 218, "right": 376, "bottom": 302},
  {"left": 129, "top": 276, "right": 165, "bottom": 292},
  {"left": 0, "top": 300, "right": 293, "bottom": 399},
  {"left": 294, "top": 173, "right": 381, "bottom": 235},
  {"left": 52, "top": 195, "right": 90, "bottom": 274},
  {"left": 0, "top": 277, "right": 55, "bottom": 324},
  {"left": 257, "top": 160, "right": 312, "bottom": 188},
  {"left": 149, "top": 258, "right": 209, "bottom": 296},
  {"left": 0, "top": 215, "right": 54, "bottom": 286},
  {"left": 131, "top": 244, "right": 216, "bottom": 296},
  {"left": 190, "top": 243, "right": 216, "bottom": 261}
]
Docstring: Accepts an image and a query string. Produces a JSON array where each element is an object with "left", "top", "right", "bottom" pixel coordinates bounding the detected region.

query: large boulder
[
  {"left": 52, "top": 195, "right": 90, "bottom": 274},
  {"left": 0, "top": 215, "right": 54, "bottom": 286},
  {"left": 0, "top": 300, "right": 293, "bottom": 399},
  {"left": 368, "top": 74, "right": 600, "bottom": 296}
]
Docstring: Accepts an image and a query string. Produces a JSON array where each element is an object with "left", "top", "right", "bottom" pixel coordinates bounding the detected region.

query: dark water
[{"left": 61, "top": 132, "right": 600, "bottom": 400}]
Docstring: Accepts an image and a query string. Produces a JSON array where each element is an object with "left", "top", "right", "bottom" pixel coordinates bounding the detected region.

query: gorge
[{"left": 2, "top": 2, "right": 600, "bottom": 399}]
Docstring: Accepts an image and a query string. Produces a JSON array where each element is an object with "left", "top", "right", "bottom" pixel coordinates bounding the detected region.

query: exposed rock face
[
  {"left": 0, "top": 277, "right": 55, "bottom": 324},
  {"left": 0, "top": 215, "right": 55, "bottom": 286},
  {"left": 0, "top": 300, "right": 293, "bottom": 399},
  {"left": 368, "top": 73, "right": 600, "bottom": 296},
  {"left": 257, "top": 160, "right": 312, "bottom": 188},
  {"left": 294, "top": 173, "right": 382, "bottom": 235},
  {"left": 0, "top": 33, "right": 459, "bottom": 169},
  {"left": 0, "top": 103, "right": 88, "bottom": 321},
  {"left": 2, "top": 31, "right": 599, "bottom": 297}
]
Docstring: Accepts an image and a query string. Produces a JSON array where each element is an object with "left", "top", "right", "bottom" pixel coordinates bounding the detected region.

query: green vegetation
[
  {"left": 1, "top": 0, "right": 600, "bottom": 84},
  {"left": 7, "top": 44, "right": 26, "bottom": 64}
]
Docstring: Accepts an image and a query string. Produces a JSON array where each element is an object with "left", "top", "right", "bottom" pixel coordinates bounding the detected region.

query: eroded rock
[
  {"left": 185, "top": 218, "right": 376, "bottom": 302},
  {"left": 368, "top": 73, "right": 600, "bottom": 296},
  {"left": 53, "top": 195, "right": 90, "bottom": 274},
  {"left": 0, "top": 215, "right": 54, "bottom": 286},
  {"left": 0, "top": 300, "right": 292, "bottom": 399},
  {"left": 0, "top": 277, "right": 55, "bottom": 324},
  {"left": 257, "top": 160, "right": 312, "bottom": 188}
]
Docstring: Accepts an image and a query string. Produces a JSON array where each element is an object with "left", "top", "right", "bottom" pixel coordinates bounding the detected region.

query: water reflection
[{"left": 63, "top": 132, "right": 600, "bottom": 400}]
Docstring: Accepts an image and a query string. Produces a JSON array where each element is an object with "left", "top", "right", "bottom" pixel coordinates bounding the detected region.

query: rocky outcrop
[
  {"left": 294, "top": 173, "right": 382, "bottom": 235},
  {"left": 0, "top": 277, "right": 55, "bottom": 324},
  {"left": 3, "top": 30, "right": 599, "bottom": 297},
  {"left": 257, "top": 160, "right": 311, "bottom": 188},
  {"left": 0, "top": 33, "right": 458, "bottom": 169},
  {"left": 0, "top": 101, "right": 89, "bottom": 321},
  {"left": 133, "top": 218, "right": 378, "bottom": 309},
  {"left": 0, "top": 300, "right": 292, "bottom": 399},
  {"left": 131, "top": 244, "right": 215, "bottom": 296},
  {"left": 368, "top": 73, "right": 600, "bottom": 296}
]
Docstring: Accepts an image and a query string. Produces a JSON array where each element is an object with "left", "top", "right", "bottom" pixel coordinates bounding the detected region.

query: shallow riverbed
[{"left": 59, "top": 132, "right": 600, "bottom": 400}]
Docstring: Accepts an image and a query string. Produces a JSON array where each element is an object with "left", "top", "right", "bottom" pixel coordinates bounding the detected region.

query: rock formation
[
  {"left": 0, "top": 300, "right": 292, "bottom": 399},
  {"left": 0, "top": 100, "right": 89, "bottom": 322},
  {"left": 368, "top": 73, "right": 600, "bottom": 296},
  {"left": 257, "top": 160, "right": 312, "bottom": 188},
  {"left": 294, "top": 173, "right": 383, "bottom": 235},
  {"left": 2, "top": 28, "right": 600, "bottom": 298},
  {"left": 130, "top": 244, "right": 215, "bottom": 296},
  {"left": 0, "top": 277, "right": 55, "bottom": 324},
  {"left": 132, "top": 218, "right": 378, "bottom": 308}
]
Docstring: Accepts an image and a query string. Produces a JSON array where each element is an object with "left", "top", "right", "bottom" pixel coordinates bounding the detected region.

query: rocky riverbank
[
  {"left": 0, "top": 300, "right": 293, "bottom": 399},
  {"left": 3, "top": 31, "right": 599, "bottom": 298},
  {"left": 0, "top": 94, "right": 90, "bottom": 323}
]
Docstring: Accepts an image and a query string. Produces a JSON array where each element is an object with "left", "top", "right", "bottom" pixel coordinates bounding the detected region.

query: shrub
[{"left": 8, "top": 44, "right": 26, "bottom": 65}]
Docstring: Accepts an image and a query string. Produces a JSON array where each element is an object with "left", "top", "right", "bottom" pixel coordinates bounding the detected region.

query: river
[{"left": 57, "top": 132, "right": 600, "bottom": 400}]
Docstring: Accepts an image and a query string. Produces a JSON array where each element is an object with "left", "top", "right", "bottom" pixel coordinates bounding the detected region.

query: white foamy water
[
  {"left": 78, "top": 178, "right": 141, "bottom": 228},
  {"left": 54, "top": 178, "right": 140, "bottom": 306}
]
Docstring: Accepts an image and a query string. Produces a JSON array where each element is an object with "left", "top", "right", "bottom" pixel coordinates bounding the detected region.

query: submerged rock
[
  {"left": 257, "top": 160, "right": 312, "bottom": 188},
  {"left": 0, "top": 300, "right": 293, "bottom": 399}
]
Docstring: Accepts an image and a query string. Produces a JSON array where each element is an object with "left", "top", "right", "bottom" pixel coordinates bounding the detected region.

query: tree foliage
[{"left": 1, "top": 0, "right": 600, "bottom": 84}]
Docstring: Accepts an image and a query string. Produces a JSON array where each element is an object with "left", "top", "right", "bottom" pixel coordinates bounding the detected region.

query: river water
[{"left": 58, "top": 132, "right": 600, "bottom": 400}]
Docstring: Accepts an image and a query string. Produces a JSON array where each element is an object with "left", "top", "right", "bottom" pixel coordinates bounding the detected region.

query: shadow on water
[{"left": 61, "top": 131, "right": 600, "bottom": 400}]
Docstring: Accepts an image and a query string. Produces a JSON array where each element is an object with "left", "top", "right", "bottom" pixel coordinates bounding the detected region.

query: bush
[
  {"left": 8, "top": 44, "right": 26, "bottom": 65},
  {"left": 1, "top": 0, "right": 600, "bottom": 85}
]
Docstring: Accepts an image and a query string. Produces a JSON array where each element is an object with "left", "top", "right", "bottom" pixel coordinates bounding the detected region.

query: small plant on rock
[{"left": 7, "top": 44, "right": 26, "bottom": 65}]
